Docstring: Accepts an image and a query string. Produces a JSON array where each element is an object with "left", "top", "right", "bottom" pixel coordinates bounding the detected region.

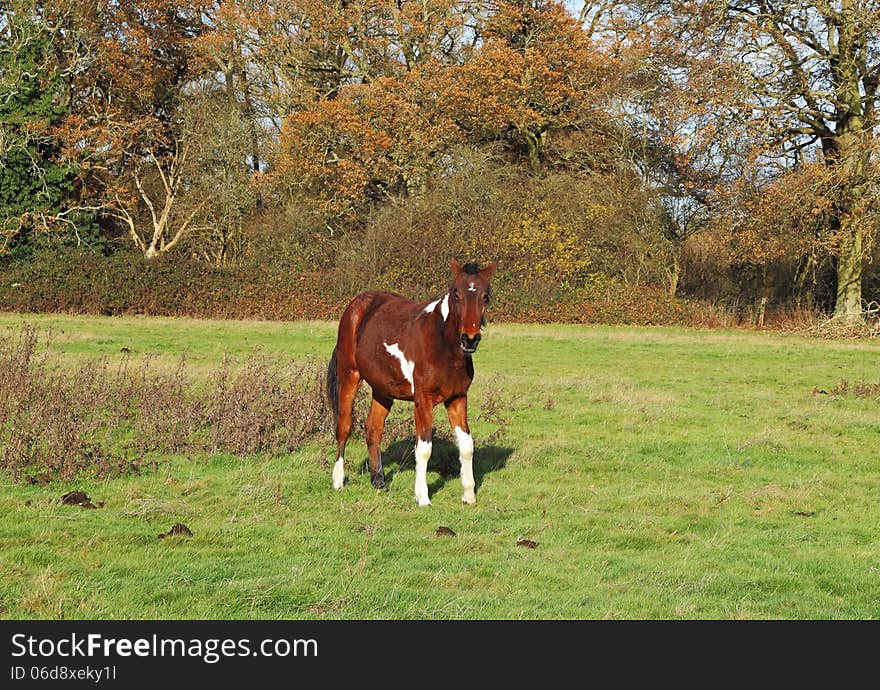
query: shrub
[{"left": 0, "top": 326, "right": 333, "bottom": 483}]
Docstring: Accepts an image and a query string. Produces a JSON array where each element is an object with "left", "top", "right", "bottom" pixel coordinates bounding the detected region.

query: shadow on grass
[{"left": 357, "top": 436, "right": 513, "bottom": 496}]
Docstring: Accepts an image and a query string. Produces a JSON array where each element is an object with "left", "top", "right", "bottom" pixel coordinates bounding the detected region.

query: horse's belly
[{"left": 355, "top": 340, "right": 415, "bottom": 401}]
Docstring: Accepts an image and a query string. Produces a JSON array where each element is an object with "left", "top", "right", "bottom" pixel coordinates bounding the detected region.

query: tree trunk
[
  {"left": 824, "top": 4, "right": 869, "bottom": 323},
  {"left": 833, "top": 222, "right": 863, "bottom": 322},
  {"left": 519, "top": 127, "right": 546, "bottom": 171},
  {"left": 667, "top": 253, "right": 681, "bottom": 297},
  {"left": 794, "top": 251, "right": 817, "bottom": 310},
  {"left": 756, "top": 296, "right": 768, "bottom": 328},
  {"left": 238, "top": 66, "right": 261, "bottom": 175}
]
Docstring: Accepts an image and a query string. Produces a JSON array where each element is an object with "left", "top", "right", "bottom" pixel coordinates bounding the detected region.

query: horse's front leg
[
  {"left": 445, "top": 396, "right": 475, "bottom": 504},
  {"left": 413, "top": 395, "right": 434, "bottom": 507}
]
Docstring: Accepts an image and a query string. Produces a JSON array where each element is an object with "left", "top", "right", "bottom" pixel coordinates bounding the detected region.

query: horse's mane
[{"left": 462, "top": 262, "right": 481, "bottom": 275}]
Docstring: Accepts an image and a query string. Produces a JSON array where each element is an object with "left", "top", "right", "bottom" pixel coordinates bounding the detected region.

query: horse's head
[{"left": 449, "top": 257, "right": 497, "bottom": 354}]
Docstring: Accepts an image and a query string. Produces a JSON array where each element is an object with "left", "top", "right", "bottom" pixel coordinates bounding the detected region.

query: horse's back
[
  {"left": 339, "top": 291, "right": 410, "bottom": 333},
  {"left": 341, "top": 290, "right": 406, "bottom": 316},
  {"left": 336, "top": 291, "right": 419, "bottom": 351}
]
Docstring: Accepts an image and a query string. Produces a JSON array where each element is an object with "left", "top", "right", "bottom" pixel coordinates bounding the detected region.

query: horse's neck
[{"left": 439, "top": 299, "right": 464, "bottom": 356}]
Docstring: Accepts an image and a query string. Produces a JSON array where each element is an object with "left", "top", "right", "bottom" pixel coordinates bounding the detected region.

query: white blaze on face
[
  {"left": 414, "top": 439, "right": 432, "bottom": 507},
  {"left": 332, "top": 456, "right": 345, "bottom": 490},
  {"left": 454, "top": 426, "right": 476, "bottom": 504},
  {"left": 467, "top": 282, "right": 477, "bottom": 292},
  {"left": 384, "top": 342, "right": 415, "bottom": 394}
]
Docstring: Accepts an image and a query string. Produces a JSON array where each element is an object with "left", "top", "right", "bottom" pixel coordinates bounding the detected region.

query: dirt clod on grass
[
  {"left": 516, "top": 537, "right": 538, "bottom": 549},
  {"left": 60, "top": 491, "right": 102, "bottom": 509},
  {"left": 435, "top": 526, "right": 456, "bottom": 537},
  {"left": 158, "top": 523, "right": 193, "bottom": 540}
]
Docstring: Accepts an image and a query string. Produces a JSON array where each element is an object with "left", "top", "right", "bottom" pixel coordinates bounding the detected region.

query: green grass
[{"left": 2, "top": 313, "right": 880, "bottom": 619}]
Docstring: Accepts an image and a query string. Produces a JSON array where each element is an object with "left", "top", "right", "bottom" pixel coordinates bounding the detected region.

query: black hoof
[{"left": 371, "top": 473, "right": 386, "bottom": 489}]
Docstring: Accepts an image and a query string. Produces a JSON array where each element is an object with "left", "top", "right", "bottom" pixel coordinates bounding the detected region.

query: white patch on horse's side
[
  {"left": 332, "top": 456, "right": 345, "bottom": 490},
  {"left": 423, "top": 298, "right": 441, "bottom": 314},
  {"left": 440, "top": 293, "right": 449, "bottom": 321},
  {"left": 467, "top": 282, "right": 477, "bottom": 292},
  {"left": 414, "top": 439, "right": 432, "bottom": 506},
  {"left": 384, "top": 342, "right": 415, "bottom": 394},
  {"left": 454, "top": 427, "right": 476, "bottom": 504}
]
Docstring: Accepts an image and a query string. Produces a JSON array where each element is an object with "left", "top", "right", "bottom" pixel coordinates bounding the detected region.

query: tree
[
  {"left": 53, "top": 0, "right": 215, "bottom": 258},
  {"left": 195, "top": 0, "right": 266, "bottom": 173},
  {"left": 263, "top": 0, "right": 486, "bottom": 225},
  {"left": 437, "top": 0, "right": 611, "bottom": 169},
  {"left": 622, "top": 1, "right": 880, "bottom": 321},
  {"left": 270, "top": 72, "right": 455, "bottom": 227},
  {"left": 0, "top": 0, "right": 99, "bottom": 254},
  {"left": 269, "top": 0, "right": 621, "bottom": 227},
  {"left": 184, "top": 93, "right": 258, "bottom": 264}
]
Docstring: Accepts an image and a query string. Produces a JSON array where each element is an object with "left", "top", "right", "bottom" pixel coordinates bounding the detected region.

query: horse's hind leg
[
  {"left": 365, "top": 393, "right": 392, "bottom": 489},
  {"left": 332, "top": 367, "right": 361, "bottom": 489}
]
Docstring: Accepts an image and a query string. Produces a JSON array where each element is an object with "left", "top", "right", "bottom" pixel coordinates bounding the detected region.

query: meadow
[{"left": 1, "top": 313, "right": 879, "bottom": 619}]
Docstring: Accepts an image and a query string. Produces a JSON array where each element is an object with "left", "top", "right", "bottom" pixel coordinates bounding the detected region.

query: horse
[{"left": 326, "top": 258, "right": 497, "bottom": 506}]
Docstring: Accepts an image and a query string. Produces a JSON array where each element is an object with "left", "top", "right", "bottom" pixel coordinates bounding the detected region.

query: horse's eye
[
  {"left": 453, "top": 290, "right": 461, "bottom": 301},
  {"left": 482, "top": 293, "right": 489, "bottom": 303}
]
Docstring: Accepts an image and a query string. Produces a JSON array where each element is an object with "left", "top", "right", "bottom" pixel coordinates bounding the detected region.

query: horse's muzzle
[{"left": 460, "top": 333, "right": 481, "bottom": 354}]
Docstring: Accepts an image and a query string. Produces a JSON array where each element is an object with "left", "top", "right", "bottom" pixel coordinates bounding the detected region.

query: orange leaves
[
  {"left": 436, "top": 44, "right": 533, "bottom": 136},
  {"left": 433, "top": 0, "right": 608, "bottom": 152},
  {"left": 59, "top": 0, "right": 204, "bottom": 157},
  {"left": 262, "top": 1, "right": 620, "bottom": 223},
  {"left": 271, "top": 64, "right": 467, "bottom": 224},
  {"left": 272, "top": 93, "right": 397, "bottom": 222}
]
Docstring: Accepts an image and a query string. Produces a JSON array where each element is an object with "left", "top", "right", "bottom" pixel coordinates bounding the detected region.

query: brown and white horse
[{"left": 326, "top": 258, "right": 497, "bottom": 506}]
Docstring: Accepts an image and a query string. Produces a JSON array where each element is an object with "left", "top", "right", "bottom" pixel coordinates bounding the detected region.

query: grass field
[{"left": 1, "top": 313, "right": 879, "bottom": 619}]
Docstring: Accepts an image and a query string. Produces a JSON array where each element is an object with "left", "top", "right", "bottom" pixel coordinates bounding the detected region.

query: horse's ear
[
  {"left": 449, "top": 257, "right": 463, "bottom": 276},
  {"left": 481, "top": 262, "right": 497, "bottom": 280}
]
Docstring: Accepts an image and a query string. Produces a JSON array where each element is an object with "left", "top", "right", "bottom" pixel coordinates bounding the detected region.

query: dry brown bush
[{"left": 0, "top": 326, "right": 333, "bottom": 483}]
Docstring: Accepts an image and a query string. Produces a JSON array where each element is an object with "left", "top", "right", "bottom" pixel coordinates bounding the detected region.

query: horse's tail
[{"left": 326, "top": 345, "right": 339, "bottom": 423}]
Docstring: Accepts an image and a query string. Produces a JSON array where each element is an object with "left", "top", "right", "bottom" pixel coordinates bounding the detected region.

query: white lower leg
[
  {"left": 332, "top": 456, "right": 345, "bottom": 490},
  {"left": 414, "top": 439, "right": 432, "bottom": 506},
  {"left": 454, "top": 427, "right": 476, "bottom": 504}
]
